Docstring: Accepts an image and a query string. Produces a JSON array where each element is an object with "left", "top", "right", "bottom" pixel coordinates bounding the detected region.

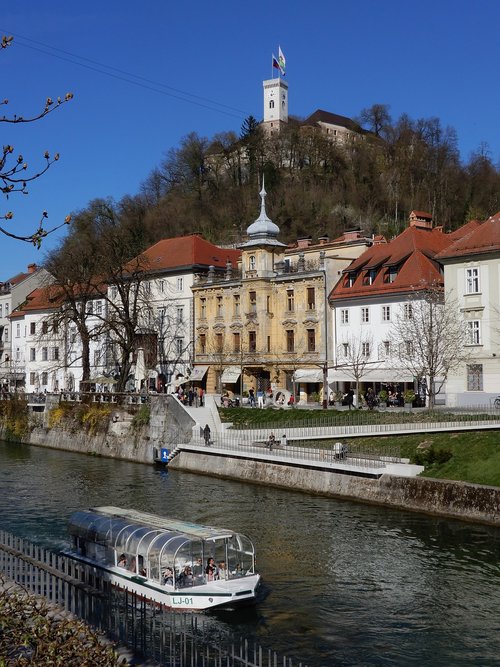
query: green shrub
[{"left": 132, "top": 404, "right": 150, "bottom": 428}]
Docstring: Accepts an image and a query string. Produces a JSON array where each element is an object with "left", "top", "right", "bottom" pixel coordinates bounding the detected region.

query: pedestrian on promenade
[
  {"left": 203, "top": 424, "right": 211, "bottom": 446},
  {"left": 257, "top": 389, "right": 265, "bottom": 408},
  {"left": 248, "top": 388, "right": 256, "bottom": 407}
]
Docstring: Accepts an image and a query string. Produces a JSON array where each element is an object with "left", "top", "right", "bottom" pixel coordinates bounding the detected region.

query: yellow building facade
[{"left": 191, "top": 185, "right": 372, "bottom": 402}]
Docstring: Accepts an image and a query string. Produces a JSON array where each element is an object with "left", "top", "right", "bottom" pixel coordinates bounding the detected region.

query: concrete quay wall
[{"left": 169, "top": 451, "right": 500, "bottom": 527}]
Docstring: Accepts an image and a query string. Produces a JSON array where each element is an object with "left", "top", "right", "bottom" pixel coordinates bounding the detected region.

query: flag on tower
[
  {"left": 278, "top": 46, "right": 286, "bottom": 76},
  {"left": 272, "top": 53, "right": 281, "bottom": 73}
]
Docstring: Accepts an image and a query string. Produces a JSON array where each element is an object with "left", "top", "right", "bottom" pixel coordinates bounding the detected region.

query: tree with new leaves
[
  {"left": 1, "top": 35, "right": 73, "bottom": 246},
  {"left": 389, "top": 282, "right": 470, "bottom": 408}
]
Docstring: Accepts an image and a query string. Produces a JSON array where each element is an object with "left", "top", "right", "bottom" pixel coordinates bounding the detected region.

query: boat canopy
[{"left": 68, "top": 506, "right": 256, "bottom": 585}]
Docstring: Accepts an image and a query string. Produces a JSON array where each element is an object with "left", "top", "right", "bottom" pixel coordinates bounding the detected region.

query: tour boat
[{"left": 65, "top": 506, "right": 261, "bottom": 611}]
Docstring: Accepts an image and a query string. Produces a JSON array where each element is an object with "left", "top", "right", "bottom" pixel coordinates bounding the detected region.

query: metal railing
[
  {"left": 0, "top": 529, "right": 306, "bottom": 667},
  {"left": 190, "top": 432, "right": 394, "bottom": 470}
]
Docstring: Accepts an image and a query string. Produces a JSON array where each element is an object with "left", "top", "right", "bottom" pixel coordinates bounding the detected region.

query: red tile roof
[
  {"left": 9, "top": 285, "right": 66, "bottom": 318},
  {"left": 329, "top": 225, "right": 451, "bottom": 301},
  {"left": 132, "top": 234, "right": 241, "bottom": 273},
  {"left": 435, "top": 214, "right": 500, "bottom": 260}
]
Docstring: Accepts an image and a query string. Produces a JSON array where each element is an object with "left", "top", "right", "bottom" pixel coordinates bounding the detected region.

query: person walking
[
  {"left": 199, "top": 387, "right": 204, "bottom": 407},
  {"left": 203, "top": 424, "right": 211, "bottom": 446},
  {"left": 257, "top": 389, "right": 265, "bottom": 408},
  {"left": 248, "top": 387, "right": 256, "bottom": 407},
  {"left": 280, "top": 433, "right": 287, "bottom": 448}
]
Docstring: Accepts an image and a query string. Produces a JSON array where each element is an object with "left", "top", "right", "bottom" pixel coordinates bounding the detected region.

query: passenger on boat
[
  {"left": 118, "top": 553, "right": 127, "bottom": 568},
  {"left": 128, "top": 557, "right": 136, "bottom": 572},
  {"left": 218, "top": 561, "right": 228, "bottom": 579},
  {"left": 192, "top": 557, "right": 204, "bottom": 581},
  {"left": 138, "top": 555, "right": 147, "bottom": 577},
  {"left": 163, "top": 567, "right": 174, "bottom": 586},
  {"left": 206, "top": 557, "right": 218, "bottom": 581},
  {"left": 178, "top": 565, "right": 193, "bottom": 587}
]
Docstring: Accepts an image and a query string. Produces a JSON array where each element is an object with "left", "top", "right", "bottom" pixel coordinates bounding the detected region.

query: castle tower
[{"left": 262, "top": 77, "right": 288, "bottom": 135}]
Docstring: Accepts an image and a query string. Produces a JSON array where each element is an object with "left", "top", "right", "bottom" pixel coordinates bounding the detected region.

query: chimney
[
  {"left": 318, "top": 235, "right": 330, "bottom": 245},
  {"left": 409, "top": 210, "right": 433, "bottom": 230},
  {"left": 297, "top": 236, "right": 312, "bottom": 248},
  {"left": 343, "top": 229, "right": 362, "bottom": 242},
  {"left": 27, "top": 263, "right": 37, "bottom": 273}
]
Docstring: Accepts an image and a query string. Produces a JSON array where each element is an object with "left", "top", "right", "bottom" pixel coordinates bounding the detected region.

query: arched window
[
  {"left": 249, "top": 255, "right": 256, "bottom": 271},
  {"left": 269, "top": 100, "right": 275, "bottom": 109}
]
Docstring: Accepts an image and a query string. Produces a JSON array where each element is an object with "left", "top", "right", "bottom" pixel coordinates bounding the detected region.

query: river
[{"left": 1, "top": 439, "right": 499, "bottom": 666}]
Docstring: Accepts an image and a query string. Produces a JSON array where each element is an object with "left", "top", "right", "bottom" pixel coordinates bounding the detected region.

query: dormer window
[
  {"left": 249, "top": 255, "right": 256, "bottom": 271},
  {"left": 384, "top": 266, "right": 398, "bottom": 283},
  {"left": 363, "top": 269, "right": 377, "bottom": 285},
  {"left": 346, "top": 272, "right": 357, "bottom": 287}
]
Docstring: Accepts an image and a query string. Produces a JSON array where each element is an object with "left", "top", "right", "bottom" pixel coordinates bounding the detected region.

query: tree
[
  {"left": 389, "top": 283, "right": 470, "bottom": 408},
  {"left": 336, "top": 333, "right": 376, "bottom": 405},
  {"left": 1, "top": 35, "right": 73, "bottom": 246},
  {"left": 358, "top": 104, "right": 392, "bottom": 138}
]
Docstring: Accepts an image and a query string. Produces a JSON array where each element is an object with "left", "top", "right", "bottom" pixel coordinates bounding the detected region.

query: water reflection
[{"left": 1, "top": 440, "right": 500, "bottom": 666}]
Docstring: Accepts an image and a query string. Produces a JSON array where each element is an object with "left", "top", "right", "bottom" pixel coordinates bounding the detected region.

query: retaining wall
[{"left": 169, "top": 452, "right": 500, "bottom": 526}]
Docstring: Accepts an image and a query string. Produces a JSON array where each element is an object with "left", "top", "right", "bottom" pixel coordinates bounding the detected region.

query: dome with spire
[{"left": 238, "top": 178, "right": 286, "bottom": 249}]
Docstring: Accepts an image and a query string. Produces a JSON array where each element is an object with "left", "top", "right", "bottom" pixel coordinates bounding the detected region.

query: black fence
[{"left": 0, "top": 530, "right": 305, "bottom": 667}]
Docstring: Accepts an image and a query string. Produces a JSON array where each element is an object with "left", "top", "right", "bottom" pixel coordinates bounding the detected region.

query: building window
[
  {"left": 466, "top": 320, "right": 481, "bottom": 345},
  {"left": 177, "top": 306, "right": 184, "bottom": 323},
  {"left": 0, "top": 305, "right": 2, "bottom": 317},
  {"left": 405, "top": 340, "right": 413, "bottom": 356},
  {"left": 30, "top": 372, "right": 36, "bottom": 385},
  {"left": 42, "top": 347, "right": 48, "bottom": 361},
  {"left": 249, "top": 255, "right": 256, "bottom": 271},
  {"left": 16, "top": 323, "right": 20, "bottom": 337},
  {"left": 307, "top": 329, "right": 316, "bottom": 352},
  {"left": 287, "top": 290, "right": 295, "bottom": 312},
  {"left": 404, "top": 303, "right": 413, "bottom": 320},
  {"left": 177, "top": 277, "right": 184, "bottom": 291},
  {"left": 200, "top": 298, "right": 206, "bottom": 319},
  {"left": 383, "top": 340, "right": 391, "bottom": 356},
  {"left": 342, "top": 343, "right": 349, "bottom": 357},
  {"left": 341, "top": 309, "right": 349, "bottom": 325},
  {"left": 233, "top": 332, "right": 240, "bottom": 352},
  {"left": 382, "top": 306, "right": 391, "bottom": 321},
  {"left": 86, "top": 301, "right": 93, "bottom": 315},
  {"left": 465, "top": 267, "right": 480, "bottom": 294},
  {"left": 4, "top": 305, "right": 8, "bottom": 316},
  {"left": 363, "top": 269, "right": 377, "bottom": 285},
  {"left": 266, "top": 295, "right": 271, "bottom": 313},
  {"left": 267, "top": 335, "right": 271, "bottom": 352},
  {"left": 361, "top": 307, "right": 369, "bottom": 323},
  {"left": 249, "top": 331, "right": 256, "bottom": 352},
  {"left": 15, "top": 347, "right": 20, "bottom": 361},
  {"left": 30, "top": 348, "right": 36, "bottom": 361},
  {"left": 53, "top": 321, "right": 59, "bottom": 334},
  {"left": 42, "top": 321, "right": 48, "bottom": 334},
  {"left": 41, "top": 372, "right": 48, "bottom": 386},
  {"left": 467, "top": 364, "right": 483, "bottom": 391},
  {"left": 385, "top": 267, "right": 398, "bottom": 283},
  {"left": 249, "top": 291, "right": 257, "bottom": 313},
  {"left": 269, "top": 100, "right": 275, "bottom": 109},
  {"left": 307, "top": 287, "right": 315, "bottom": 310},
  {"left": 159, "top": 280, "right": 165, "bottom": 293},
  {"left": 233, "top": 294, "right": 240, "bottom": 316},
  {"left": 51, "top": 347, "right": 59, "bottom": 361},
  {"left": 95, "top": 300, "right": 103, "bottom": 315},
  {"left": 111, "top": 287, "right": 118, "bottom": 300},
  {"left": 176, "top": 337, "right": 184, "bottom": 355},
  {"left": 199, "top": 333, "right": 206, "bottom": 354},
  {"left": 362, "top": 342, "right": 370, "bottom": 357},
  {"left": 216, "top": 297, "right": 223, "bottom": 317},
  {"left": 30, "top": 322, "right": 36, "bottom": 335},
  {"left": 347, "top": 272, "right": 357, "bottom": 287},
  {"left": 286, "top": 329, "right": 295, "bottom": 352},
  {"left": 4, "top": 328, "right": 8, "bottom": 342}
]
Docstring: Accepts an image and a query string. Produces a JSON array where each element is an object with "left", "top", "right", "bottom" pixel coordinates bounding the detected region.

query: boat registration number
[{"left": 172, "top": 596, "right": 193, "bottom": 606}]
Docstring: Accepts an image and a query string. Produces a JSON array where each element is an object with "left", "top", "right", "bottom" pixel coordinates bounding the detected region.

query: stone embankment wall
[
  {"left": 2, "top": 395, "right": 194, "bottom": 464},
  {"left": 169, "top": 452, "right": 500, "bottom": 526},
  {"left": 1, "top": 396, "right": 499, "bottom": 525}
]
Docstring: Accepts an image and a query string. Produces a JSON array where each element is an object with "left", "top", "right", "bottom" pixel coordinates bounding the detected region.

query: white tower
[{"left": 262, "top": 77, "right": 288, "bottom": 134}]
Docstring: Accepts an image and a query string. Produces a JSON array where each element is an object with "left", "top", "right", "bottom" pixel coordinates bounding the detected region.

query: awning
[
  {"left": 221, "top": 366, "right": 241, "bottom": 383},
  {"left": 189, "top": 365, "right": 209, "bottom": 382},
  {"left": 293, "top": 368, "right": 323, "bottom": 383}
]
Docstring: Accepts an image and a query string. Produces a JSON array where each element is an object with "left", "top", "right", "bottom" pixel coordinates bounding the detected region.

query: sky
[{"left": 1, "top": 0, "right": 500, "bottom": 280}]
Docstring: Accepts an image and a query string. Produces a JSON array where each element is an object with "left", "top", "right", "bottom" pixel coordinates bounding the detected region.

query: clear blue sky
[{"left": 2, "top": 0, "right": 499, "bottom": 280}]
